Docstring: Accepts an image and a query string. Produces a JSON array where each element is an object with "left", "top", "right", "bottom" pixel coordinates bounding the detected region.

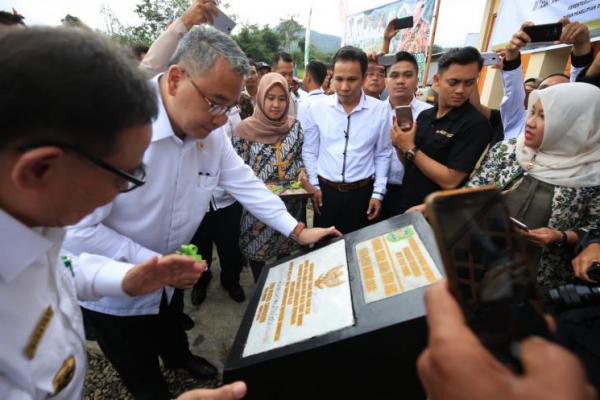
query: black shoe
[
  {"left": 177, "top": 355, "right": 218, "bottom": 379},
  {"left": 223, "top": 282, "right": 245, "bottom": 302},
  {"left": 180, "top": 313, "right": 195, "bottom": 331},
  {"left": 191, "top": 270, "right": 212, "bottom": 306}
]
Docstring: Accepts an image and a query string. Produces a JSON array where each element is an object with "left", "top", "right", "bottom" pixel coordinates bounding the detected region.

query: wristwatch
[
  {"left": 405, "top": 146, "right": 419, "bottom": 162},
  {"left": 555, "top": 231, "right": 568, "bottom": 248},
  {"left": 289, "top": 222, "right": 306, "bottom": 243}
]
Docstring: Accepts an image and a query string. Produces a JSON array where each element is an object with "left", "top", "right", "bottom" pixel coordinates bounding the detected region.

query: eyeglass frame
[
  {"left": 186, "top": 73, "right": 233, "bottom": 116},
  {"left": 18, "top": 143, "right": 146, "bottom": 193}
]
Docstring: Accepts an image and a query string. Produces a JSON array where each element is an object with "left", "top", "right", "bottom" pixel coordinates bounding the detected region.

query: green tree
[
  {"left": 101, "top": 0, "right": 234, "bottom": 46},
  {"left": 232, "top": 24, "right": 281, "bottom": 63},
  {"left": 275, "top": 15, "right": 303, "bottom": 53}
]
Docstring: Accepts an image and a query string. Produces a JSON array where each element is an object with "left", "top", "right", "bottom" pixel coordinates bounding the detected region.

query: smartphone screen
[
  {"left": 523, "top": 23, "right": 562, "bottom": 43},
  {"left": 392, "top": 16, "right": 413, "bottom": 31},
  {"left": 395, "top": 105, "right": 413, "bottom": 130},
  {"left": 426, "top": 187, "right": 549, "bottom": 371}
]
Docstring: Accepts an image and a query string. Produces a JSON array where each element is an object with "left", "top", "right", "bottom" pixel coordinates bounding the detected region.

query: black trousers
[
  {"left": 314, "top": 178, "right": 373, "bottom": 234},
  {"left": 82, "top": 291, "right": 191, "bottom": 400},
  {"left": 380, "top": 183, "right": 404, "bottom": 220},
  {"left": 190, "top": 201, "right": 244, "bottom": 288}
]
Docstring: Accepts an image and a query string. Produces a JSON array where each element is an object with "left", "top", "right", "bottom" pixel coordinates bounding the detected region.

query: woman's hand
[{"left": 517, "top": 227, "right": 562, "bottom": 247}]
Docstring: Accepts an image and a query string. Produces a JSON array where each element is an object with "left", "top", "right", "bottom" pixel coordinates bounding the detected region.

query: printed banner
[{"left": 343, "top": 0, "right": 436, "bottom": 83}]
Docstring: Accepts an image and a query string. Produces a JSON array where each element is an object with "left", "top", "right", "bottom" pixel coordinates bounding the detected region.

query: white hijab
[{"left": 516, "top": 82, "right": 600, "bottom": 188}]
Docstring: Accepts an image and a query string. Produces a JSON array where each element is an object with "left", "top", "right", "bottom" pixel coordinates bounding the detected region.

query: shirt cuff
[
  {"left": 277, "top": 213, "right": 300, "bottom": 237},
  {"left": 93, "top": 259, "right": 136, "bottom": 298},
  {"left": 172, "top": 17, "right": 190, "bottom": 36},
  {"left": 571, "top": 51, "right": 593, "bottom": 68},
  {"left": 371, "top": 191, "right": 385, "bottom": 201},
  {"left": 503, "top": 55, "right": 522, "bottom": 71}
]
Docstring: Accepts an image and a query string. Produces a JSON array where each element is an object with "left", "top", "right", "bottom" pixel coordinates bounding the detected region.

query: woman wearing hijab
[
  {"left": 466, "top": 82, "right": 600, "bottom": 289},
  {"left": 234, "top": 72, "right": 314, "bottom": 281}
]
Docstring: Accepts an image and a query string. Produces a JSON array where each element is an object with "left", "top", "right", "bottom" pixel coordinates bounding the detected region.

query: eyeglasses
[
  {"left": 20, "top": 143, "right": 146, "bottom": 193},
  {"left": 186, "top": 74, "right": 233, "bottom": 116}
]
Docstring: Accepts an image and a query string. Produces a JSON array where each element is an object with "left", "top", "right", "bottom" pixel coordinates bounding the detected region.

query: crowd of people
[{"left": 1, "top": 0, "right": 600, "bottom": 399}]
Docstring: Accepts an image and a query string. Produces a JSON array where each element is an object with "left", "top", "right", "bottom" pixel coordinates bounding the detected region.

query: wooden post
[{"left": 422, "top": 0, "right": 442, "bottom": 86}]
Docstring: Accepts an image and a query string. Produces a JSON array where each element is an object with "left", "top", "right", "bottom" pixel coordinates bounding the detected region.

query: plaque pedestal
[{"left": 224, "top": 213, "right": 444, "bottom": 399}]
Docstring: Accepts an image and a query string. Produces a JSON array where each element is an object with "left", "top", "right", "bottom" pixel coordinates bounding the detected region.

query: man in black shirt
[{"left": 391, "top": 47, "right": 492, "bottom": 210}]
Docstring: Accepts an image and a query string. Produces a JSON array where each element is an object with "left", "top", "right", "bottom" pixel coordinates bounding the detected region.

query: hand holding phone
[
  {"left": 425, "top": 186, "right": 550, "bottom": 373},
  {"left": 523, "top": 23, "right": 562, "bottom": 43}
]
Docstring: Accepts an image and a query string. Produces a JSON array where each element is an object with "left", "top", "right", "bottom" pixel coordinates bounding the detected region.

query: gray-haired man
[{"left": 64, "top": 25, "right": 340, "bottom": 400}]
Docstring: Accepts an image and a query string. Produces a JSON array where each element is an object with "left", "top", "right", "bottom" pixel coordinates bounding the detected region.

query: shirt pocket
[{"left": 196, "top": 169, "right": 220, "bottom": 190}]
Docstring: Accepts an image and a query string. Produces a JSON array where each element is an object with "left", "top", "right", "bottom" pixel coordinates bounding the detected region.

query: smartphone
[
  {"left": 391, "top": 16, "right": 413, "bottom": 31},
  {"left": 377, "top": 53, "right": 397, "bottom": 66},
  {"left": 509, "top": 217, "right": 529, "bottom": 231},
  {"left": 213, "top": 8, "right": 236, "bottom": 35},
  {"left": 395, "top": 105, "right": 413, "bottom": 130},
  {"left": 426, "top": 186, "right": 549, "bottom": 372},
  {"left": 523, "top": 22, "right": 562, "bottom": 43},
  {"left": 481, "top": 51, "right": 500, "bottom": 66}
]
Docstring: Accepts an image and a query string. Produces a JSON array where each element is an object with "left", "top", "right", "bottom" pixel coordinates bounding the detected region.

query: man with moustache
[{"left": 391, "top": 47, "right": 492, "bottom": 211}]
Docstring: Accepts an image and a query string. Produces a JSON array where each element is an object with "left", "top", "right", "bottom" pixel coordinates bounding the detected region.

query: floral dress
[
  {"left": 233, "top": 120, "right": 304, "bottom": 262},
  {"left": 466, "top": 138, "right": 600, "bottom": 289}
]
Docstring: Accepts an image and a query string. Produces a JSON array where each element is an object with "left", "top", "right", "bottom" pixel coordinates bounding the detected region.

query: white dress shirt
[
  {"left": 297, "top": 88, "right": 326, "bottom": 134},
  {"left": 211, "top": 107, "right": 242, "bottom": 210},
  {"left": 64, "top": 75, "right": 298, "bottom": 316},
  {"left": 301, "top": 91, "right": 392, "bottom": 200},
  {"left": 386, "top": 97, "right": 433, "bottom": 185},
  {"left": 0, "top": 209, "right": 132, "bottom": 399},
  {"left": 500, "top": 61, "right": 587, "bottom": 141}
]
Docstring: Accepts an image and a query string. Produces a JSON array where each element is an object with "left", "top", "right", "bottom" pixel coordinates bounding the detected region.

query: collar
[
  {"left": 432, "top": 100, "right": 472, "bottom": 122},
  {"left": 0, "top": 209, "right": 63, "bottom": 283},
  {"left": 328, "top": 91, "right": 373, "bottom": 113},
  {"left": 308, "top": 88, "right": 325, "bottom": 96},
  {"left": 150, "top": 75, "right": 179, "bottom": 143}
]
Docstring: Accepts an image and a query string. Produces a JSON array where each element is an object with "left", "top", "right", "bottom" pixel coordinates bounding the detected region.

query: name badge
[{"left": 435, "top": 129, "right": 454, "bottom": 138}]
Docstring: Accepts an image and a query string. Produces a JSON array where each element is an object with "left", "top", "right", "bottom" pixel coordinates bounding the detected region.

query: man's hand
[
  {"left": 177, "top": 382, "right": 247, "bottom": 400},
  {"left": 390, "top": 119, "right": 417, "bottom": 152},
  {"left": 297, "top": 226, "right": 342, "bottom": 245},
  {"left": 505, "top": 22, "right": 533, "bottom": 61},
  {"left": 384, "top": 19, "right": 401, "bottom": 43},
  {"left": 517, "top": 227, "right": 562, "bottom": 247},
  {"left": 573, "top": 242, "right": 600, "bottom": 283},
  {"left": 367, "top": 198, "right": 382, "bottom": 221},
  {"left": 122, "top": 255, "right": 206, "bottom": 296},
  {"left": 180, "top": 0, "right": 219, "bottom": 30},
  {"left": 559, "top": 17, "right": 591, "bottom": 56},
  {"left": 417, "top": 281, "right": 597, "bottom": 400},
  {"left": 311, "top": 189, "right": 323, "bottom": 215}
]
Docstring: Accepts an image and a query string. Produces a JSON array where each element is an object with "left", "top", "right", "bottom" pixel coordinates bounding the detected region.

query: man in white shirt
[
  {"left": 0, "top": 27, "right": 245, "bottom": 400},
  {"left": 302, "top": 46, "right": 392, "bottom": 234},
  {"left": 500, "top": 18, "right": 593, "bottom": 140},
  {"left": 381, "top": 52, "right": 432, "bottom": 219},
  {"left": 64, "top": 25, "right": 340, "bottom": 400},
  {"left": 297, "top": 60, "right": 328, "bottom": 139}
]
